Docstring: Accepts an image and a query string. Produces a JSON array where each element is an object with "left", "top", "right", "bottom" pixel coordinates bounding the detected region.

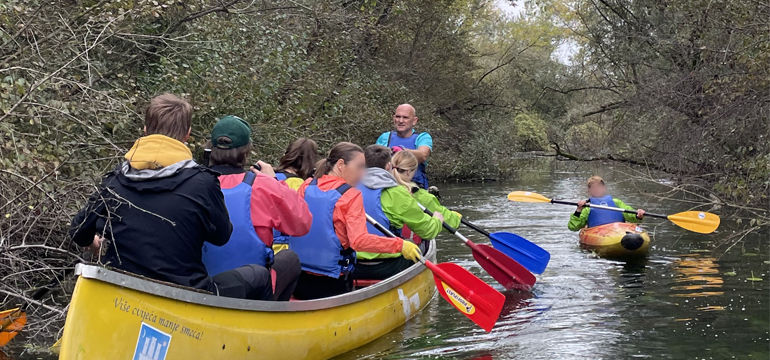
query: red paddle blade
[
  {"left": 472, "top": 243, "right": 536, "bottom": 291},
  {"left": 426, "top": 261, "right": 505, "bottom": 332},
  {"left": 0, "top": 308, "right": 27, "bottom": 347}
]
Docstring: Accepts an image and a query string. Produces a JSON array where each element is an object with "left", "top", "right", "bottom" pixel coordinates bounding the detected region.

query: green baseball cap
[{"left": 211, "top": 115, "right": 252, "bottom": 149}]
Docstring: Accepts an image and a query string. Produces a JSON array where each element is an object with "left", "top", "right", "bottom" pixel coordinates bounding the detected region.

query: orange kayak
[{"left": 578, "top": 222, "right": 650, "bottom": 258}]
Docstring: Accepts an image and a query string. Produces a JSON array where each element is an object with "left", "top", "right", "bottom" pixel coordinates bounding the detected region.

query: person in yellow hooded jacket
[{"left": 69, "top": 94, "right": 276, "bottom": 301}]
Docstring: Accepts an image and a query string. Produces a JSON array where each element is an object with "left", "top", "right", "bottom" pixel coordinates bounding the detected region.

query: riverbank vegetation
[{"left": 0, "top": 0, "right": 767, "bottom": 350}]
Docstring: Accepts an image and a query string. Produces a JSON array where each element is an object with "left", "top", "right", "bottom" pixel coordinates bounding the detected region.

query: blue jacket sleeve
[
  {"left": 376, "top": 132, "right": 390, "bottom": 146},
  {"left": 415, "top": 132, "right": 433, "bottom": 151}
]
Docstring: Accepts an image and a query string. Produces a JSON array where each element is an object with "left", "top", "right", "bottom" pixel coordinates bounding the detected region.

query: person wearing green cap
[{"left": 202, "top": 115, "right": 313, "bottom": 301}]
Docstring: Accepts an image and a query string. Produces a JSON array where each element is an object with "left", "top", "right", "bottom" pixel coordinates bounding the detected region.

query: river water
[{"left": 336, "top": 158, "right": 769, "bottom": 360}]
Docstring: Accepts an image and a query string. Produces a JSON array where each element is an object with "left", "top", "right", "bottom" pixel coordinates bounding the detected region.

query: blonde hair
[
  {"left": 587, "top": 176, "right": 605, "bottom": 188},
  {"left": 390, "top": 151, "right": 419, "bottom": 191}
]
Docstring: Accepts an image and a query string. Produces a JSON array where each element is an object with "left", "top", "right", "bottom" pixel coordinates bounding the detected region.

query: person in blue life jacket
[
  {"left": 201, "top": 116, "right": 312, "bottom": 301},
  {"left": 376, "top": 104, "right": 433, "bottom": 189},
  {"left": 355, "top": 145, "right": 446, "bottom": 280},
  {"left": 568, "top": 176, "right": 646, "bottom": 230},
  {"left": 289, "top": 142, "right": 421, "bottom": 300}
]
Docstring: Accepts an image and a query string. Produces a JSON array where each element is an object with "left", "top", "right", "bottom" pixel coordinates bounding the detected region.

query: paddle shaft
[
  {"left": 363, "top": 214, "right": 479, "bottom": 305},
  {"left": 460, "top": 218, "right": 492, "bottom": 238},
  {"left": 416, "top": 204, "right": 515, "bottom": 275},
  {"left": 410, "top": 186, "right": 493, "bottom": 240},
  {"left": 550, "top": 199, "right": 667, "bottom": 219},
  {"left": 203, "top": 148, "right": 211, "bottom": 167},
  {"left": 23, "top": 265, "right": 75, "bottom": 311}
]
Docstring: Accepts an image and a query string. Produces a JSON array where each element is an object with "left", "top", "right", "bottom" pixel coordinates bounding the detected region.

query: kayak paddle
[
  {"left": 459, "top": 217, "right": 550, "bottom": 274},
  {"left": 416, "top": 203, "right": 536, "bottom": 291},
  {"left": 0, "top": 309, "right": 26, "bottom": 347},
  {"left": 365, "top": 214, "right": 505, "bottom": 332},
  {"left": 507, "top": 191, "right": 721, "bottom": 234},
  {"left": 0, "top": 265, "right": 75, "bottom": 347}
]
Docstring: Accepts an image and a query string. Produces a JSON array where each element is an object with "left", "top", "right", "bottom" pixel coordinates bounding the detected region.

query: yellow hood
[{"left": 124, "top": 134, "right": 193, "bottom": 170}]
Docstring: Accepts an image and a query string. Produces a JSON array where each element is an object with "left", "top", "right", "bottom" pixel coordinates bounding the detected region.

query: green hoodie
[
  {"left": 411, "top": 186, "right": 461, "bottom": 229},
  {"left": 567, "top": 198, "right": 642, "bottom": 231},
  {"left": 357, "top": 168, "right": 444, "bottom": 260}
]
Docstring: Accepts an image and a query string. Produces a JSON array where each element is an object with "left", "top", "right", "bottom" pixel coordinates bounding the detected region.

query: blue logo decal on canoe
[{"left": 133, "top": 322, "right": 171, "bottom": 360}]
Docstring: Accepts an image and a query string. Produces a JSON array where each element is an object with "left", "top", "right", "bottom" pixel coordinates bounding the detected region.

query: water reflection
[{"left": 670, "top": 254, "right": 724, "bottom": 297}]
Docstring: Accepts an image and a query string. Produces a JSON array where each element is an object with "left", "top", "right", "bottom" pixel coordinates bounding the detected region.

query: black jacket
[{"left": 70, "top": 162, "right": 232, "bottom": 292}]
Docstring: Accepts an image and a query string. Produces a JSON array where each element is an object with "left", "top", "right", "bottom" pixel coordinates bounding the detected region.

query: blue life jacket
[
  {"left": 202, "top": 171, "right": 273, "bottom": 276},
  {"left": 387, "top": 131, "right": 429, "bottom": 189},
  {"left": 272, "top": 229, "right": 290, "bottom": 247},
  {"left": 357, "top": 184, "right": 402, "bottom": 237},
  {"left": 275, "top": 170, "right": 299, "bottom": 182},
  {"left": 289, "top": 179, "right": 356, "bottom": 278},
  {"left": 587, "top": 195, "right": 625, "bottom": 227}
]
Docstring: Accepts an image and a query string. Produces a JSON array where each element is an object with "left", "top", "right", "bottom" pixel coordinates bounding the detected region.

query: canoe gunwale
[{"left": 74, "top": 240, "right": 436, "bottom": 312}]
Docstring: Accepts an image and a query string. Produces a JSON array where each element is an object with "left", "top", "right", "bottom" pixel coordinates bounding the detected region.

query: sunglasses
[{"left": 393, "top": 166, "right": 413, "bottom": 173}]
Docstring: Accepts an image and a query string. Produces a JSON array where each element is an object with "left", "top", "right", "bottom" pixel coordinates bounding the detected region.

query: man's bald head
[
  {"left": 393, "top": 104, "right": 418, "bottom": 136},
  {"left": 396, "top": 103, "right": 416, "bottom": 117}
]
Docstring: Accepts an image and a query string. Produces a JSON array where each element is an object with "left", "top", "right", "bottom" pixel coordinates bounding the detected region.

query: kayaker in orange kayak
[{"left": 568, "top": 176, "right": 645, "bottom": 230}]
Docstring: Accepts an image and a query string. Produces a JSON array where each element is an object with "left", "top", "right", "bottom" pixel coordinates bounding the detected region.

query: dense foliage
[{"left": 0, "top": 0, "right": 562, "bottom": 345}]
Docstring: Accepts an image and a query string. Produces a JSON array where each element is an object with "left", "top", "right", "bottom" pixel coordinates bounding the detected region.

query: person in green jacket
[
  {"left": 389, "top": 149, "right": 462, "bottom": 231},
  {"left": 568, "top": 176, "right": 645, "bottom": 231},
  {"left": 356, "top": 145, "right": 446, "bottom": 280}
]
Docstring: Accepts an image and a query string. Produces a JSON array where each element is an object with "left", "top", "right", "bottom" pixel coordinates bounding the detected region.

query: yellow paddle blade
[
  {"left": 667, "top": 211, "right": 721, "bottom": 234},
  {"left": 507, "top": 191, "right": 552, "bottom": 203},
  {"left": 0, "top": 308, "right": 27, "bottom": 347}
]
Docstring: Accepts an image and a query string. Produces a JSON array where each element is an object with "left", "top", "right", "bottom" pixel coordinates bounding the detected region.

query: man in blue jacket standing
[{"left": 375, "top": 104, "right": 433, "bottom": 189}]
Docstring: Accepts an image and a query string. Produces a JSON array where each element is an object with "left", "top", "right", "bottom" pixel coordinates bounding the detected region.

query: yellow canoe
[
  {"left": 59, "top": 243, "right": 437, "bottom": 360},
  {"left": 578, "top": 222, "right": 650, "bottom": 258}
]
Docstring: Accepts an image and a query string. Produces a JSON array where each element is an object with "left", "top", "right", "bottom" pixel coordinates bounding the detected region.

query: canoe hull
[
  {"left": 59, "top": 248, "right": 436, "bottom": 360},
  {"left": 578, "top": 222, "right": 650, "bottom": 259}
]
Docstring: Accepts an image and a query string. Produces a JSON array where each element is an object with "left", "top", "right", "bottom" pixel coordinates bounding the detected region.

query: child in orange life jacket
[{"left": 568, "top": 176, "right": 645, "bottom": 230}]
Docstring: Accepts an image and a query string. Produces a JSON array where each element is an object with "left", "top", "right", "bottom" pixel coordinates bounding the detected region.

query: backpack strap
[
  {"left": 309, "top": 178, "right": 318, "bottom": 186},
  {"left": 336, "top": 183, "right": 351, "bottom": 195},
  {"left": 277, "top": 170, "right": 300, "bottom": 179},
  {"left": 242, "top": 171, "right": 257, "bottom": 186}
]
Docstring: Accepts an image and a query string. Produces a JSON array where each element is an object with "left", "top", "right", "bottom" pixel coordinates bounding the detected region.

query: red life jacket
[{"left": 401, "top": 225, "right": 422, "bottom": 245}]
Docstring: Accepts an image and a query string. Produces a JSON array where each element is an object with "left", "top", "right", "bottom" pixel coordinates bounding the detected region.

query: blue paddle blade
[{"left": 489, "top": 232, "right": 550, "bottom": 274}]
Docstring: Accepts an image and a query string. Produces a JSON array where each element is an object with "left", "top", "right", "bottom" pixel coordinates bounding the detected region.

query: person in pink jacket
[{"left": 202, "top": 115, "right": 312, "bottom": 301}]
